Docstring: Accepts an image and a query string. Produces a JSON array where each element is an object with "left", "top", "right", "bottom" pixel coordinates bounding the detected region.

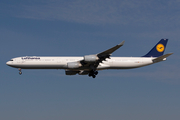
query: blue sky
[{"left": 1, "top": 0, "right": 180, "bottom": 120}]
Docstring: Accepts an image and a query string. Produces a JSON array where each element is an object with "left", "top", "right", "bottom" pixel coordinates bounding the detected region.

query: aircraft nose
[{"left": 6, "top": 61, "right": 11, "bottom": 66}]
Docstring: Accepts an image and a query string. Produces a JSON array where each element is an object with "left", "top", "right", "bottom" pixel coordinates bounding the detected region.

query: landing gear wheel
[
  {"left": 89, "top": 73, "right": 93, "bottom": 77},
  {"left": 94, "top": 71, "right": 98, "bottom": 75},
  {"left": 92, "top": 75, "right": 96, "bottom": 78},
  {"left": 18, "top": 68, "right": 22, "bottom": 75},
  {"left": 88, "top": 70, "right": 98, "bottom": 78}
]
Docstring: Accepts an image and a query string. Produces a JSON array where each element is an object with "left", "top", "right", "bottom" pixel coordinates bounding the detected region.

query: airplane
[{"left": 6, "top": 39, "right": 173, "bottom": 78}]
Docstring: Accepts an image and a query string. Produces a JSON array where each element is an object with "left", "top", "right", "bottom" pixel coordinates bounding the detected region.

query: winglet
[
  {"left": 152, "top": 53, "right": 173, "bottom": 63},
  {"left": 119, "top": 41, "right": 125, "bottom": 46}
]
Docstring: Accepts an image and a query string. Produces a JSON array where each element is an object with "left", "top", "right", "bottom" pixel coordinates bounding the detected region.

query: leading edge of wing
[{"left": 97, "top": 41, "right": 125, "bottom": 58}]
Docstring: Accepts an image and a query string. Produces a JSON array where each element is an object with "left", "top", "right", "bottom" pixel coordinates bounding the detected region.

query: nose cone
[{"left": 6, "top": 61, "right": 11, "bottom": 66}]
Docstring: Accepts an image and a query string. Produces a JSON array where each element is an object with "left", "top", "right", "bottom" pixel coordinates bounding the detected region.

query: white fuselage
[{"left": 6, "top": 56, "right": 155, "bottom": 71}]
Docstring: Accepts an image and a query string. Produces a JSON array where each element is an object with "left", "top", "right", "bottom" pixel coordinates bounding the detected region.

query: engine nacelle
[
  {"left": 84, "top": 55, "right": 99, "bottom": 62},
  {"left": 65, "top": 70, "right": 78, "bottom": 75},
  {"left": 67, "top": 62, "right": 82, "bottom": 69}
]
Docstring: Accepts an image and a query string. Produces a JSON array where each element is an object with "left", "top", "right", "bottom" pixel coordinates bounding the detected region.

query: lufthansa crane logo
[{"left": 156, "top": 44, "right": 165, "bottom": 52}]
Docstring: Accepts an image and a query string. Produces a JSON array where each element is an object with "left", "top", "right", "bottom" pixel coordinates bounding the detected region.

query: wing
[
  {"left": 97, "top": 41, "right": 125, "bottom": 62},
  {"left": 80, "top": 41, "right": 125, "bottom": 70}
]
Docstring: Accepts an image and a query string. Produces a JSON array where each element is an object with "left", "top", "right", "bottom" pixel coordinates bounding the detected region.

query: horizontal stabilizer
[{"left": 152, "top": 53, "right": 173, "bottom": 63}]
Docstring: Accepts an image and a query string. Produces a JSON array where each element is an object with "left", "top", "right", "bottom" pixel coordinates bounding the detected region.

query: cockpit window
[{"left": 10, "top": 59, "right": 13, "bottom": 61}]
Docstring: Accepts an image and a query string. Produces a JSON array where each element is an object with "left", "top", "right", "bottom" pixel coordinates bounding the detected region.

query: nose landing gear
[{"left": 18, "top": 68, "right": 22, "bottom": 75}]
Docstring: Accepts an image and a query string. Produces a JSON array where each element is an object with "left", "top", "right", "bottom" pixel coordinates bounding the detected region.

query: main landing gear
[
  {"left": 18, "top": 68, "right": 22, "bottom": 75},
  {"left": 88, "top": 70, "right": 98, "bottom": 78}
]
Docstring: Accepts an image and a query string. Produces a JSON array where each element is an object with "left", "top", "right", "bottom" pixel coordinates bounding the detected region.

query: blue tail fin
[{"left": 143, "top": 39, "right": 168, "bottom": 57}]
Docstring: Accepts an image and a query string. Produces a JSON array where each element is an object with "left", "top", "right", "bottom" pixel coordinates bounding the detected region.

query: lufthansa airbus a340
[{"left": 6, "top": 39, "right": 173, "bottom": 78}]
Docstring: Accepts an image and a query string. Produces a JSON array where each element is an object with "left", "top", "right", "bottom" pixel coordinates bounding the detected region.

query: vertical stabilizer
[{"left": 143, "top": 39, "right": 168, "bottom": 57}]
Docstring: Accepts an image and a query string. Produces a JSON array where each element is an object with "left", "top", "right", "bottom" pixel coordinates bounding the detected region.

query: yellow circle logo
[{"left": 156, "top": 44, "right": 165, "bottom": 52}]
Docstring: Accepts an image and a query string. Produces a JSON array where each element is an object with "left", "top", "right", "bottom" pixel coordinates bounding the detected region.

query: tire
[{"left": 19, "top": 72, "right": 22, "bottom": 75}]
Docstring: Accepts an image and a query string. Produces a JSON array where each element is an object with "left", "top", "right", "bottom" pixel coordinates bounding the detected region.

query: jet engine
[
  {"left": 67, "top": 62, "right": 82, "bottom": 69},
  {"left": 84, "top": 55, "right": 99, "bottom": 62}
]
